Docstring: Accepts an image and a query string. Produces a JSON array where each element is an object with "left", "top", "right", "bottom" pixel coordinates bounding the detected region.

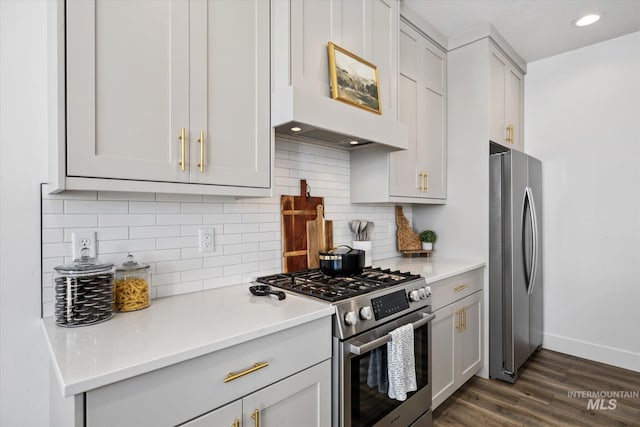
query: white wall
[
  {"left": 525, "top": 31, "right": 640, "bottom": 371},
  {"left": 0, "top": 1, "right": 51, "bottom": 425}
]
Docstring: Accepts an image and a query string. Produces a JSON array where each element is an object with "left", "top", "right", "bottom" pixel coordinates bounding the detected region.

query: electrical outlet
[
  {"left": 72, "top": 230, "right": 97, "bottom": 259},
  {"left": 199, "top": 227, "right": 214, "bottom": 253}
]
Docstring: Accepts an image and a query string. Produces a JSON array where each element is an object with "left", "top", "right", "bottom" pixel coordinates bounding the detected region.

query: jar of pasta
[{"left": 114, "top": 254, "right": 150, "bottom": 312}]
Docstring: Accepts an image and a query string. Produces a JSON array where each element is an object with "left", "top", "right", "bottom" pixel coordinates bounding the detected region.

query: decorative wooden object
[
  {"left": 306, "top": 205, "right": 334, "bottom": 269},
  {"left": 281, "top": 180, "right": 324, "bottom": 272},
  {"left": 395, "top": 206, "right": 433, "bottom": 257}
]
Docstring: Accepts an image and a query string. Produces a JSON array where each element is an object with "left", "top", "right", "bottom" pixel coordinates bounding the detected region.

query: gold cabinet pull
[
  {"left": 418, "top": 171, "right": 429, "bottom": 192},
  {"left": 455, "top": 309, "right": 462, "bottom": 331},
  {"left": 198, "top": 130, "right": 205, "bottom": 173},
  {"left": 463, "top": 307, "right": 467, "bottom": 331},
  {"left": 454, "top": 284, "right": 468, "bottom": 293},
  {"left": 179, "top": 127, "right": 186, "bottom": 171},
  {"left": 506, "top": 124, "right": 514, "bottom": 144},
  {"left": 232, "top": 420, "right": 240, "bottom": 427},
  {"left": 224, "top": 362, "right": 269, "bottom": 383},
  {"left": 250, "top": 409, "right": 260, "bottom": 427}
]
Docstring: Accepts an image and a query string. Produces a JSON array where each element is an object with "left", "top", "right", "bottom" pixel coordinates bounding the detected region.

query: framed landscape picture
[{"left": 327, "top": 42, "right": 381, "bottom": 114}]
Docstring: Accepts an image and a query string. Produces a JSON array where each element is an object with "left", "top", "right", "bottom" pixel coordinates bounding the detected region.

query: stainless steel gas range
[{"left": 256, "top": 267, "right": 434, "bottom": 427}]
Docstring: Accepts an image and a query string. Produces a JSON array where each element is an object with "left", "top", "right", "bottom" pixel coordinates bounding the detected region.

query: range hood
[{"left": 272, "top": 86, "right": 408, "bottom": 151}]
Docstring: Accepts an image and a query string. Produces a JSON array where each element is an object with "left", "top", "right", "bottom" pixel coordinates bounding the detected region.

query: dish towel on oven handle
[
  {"left": 387, "top": 323, "right": 417, "bottom": 401},
  {"left": 367, "top": 347, "right": 388, "bottom": 393}
]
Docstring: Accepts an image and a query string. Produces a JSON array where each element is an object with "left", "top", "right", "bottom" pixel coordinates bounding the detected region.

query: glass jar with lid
[
  {"left": 53, "top": 254, "right": 115, "bottom": 327},
  {"left": 114, "top": 254, "right": 150, "bottom": 312}
]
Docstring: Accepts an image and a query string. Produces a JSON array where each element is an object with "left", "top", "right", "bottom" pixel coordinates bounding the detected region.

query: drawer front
[
  {"left": 86, "top": 317, "right": 331, "bottom": 427},
  {"left": 430, "top": 268, "right": 484, "bottom": 311}
]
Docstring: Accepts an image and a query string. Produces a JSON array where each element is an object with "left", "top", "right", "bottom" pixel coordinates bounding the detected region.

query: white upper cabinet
[
  {"left": 350, "top": 19, "right": 447, "bottom": 204},
  {"left": 55, "top": 0, "right": 272, "bottom": 196},
  {"left": 489, "top": 43, "right": 524, "bottom": 151}
]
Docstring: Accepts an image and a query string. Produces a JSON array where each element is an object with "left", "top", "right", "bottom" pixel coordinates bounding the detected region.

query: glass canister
[
  {"left": 53, "top": 255, "right": 115, "bottom": 327},
  {"left": 114, "top": 254, "right": 150, "bottom": 312}
]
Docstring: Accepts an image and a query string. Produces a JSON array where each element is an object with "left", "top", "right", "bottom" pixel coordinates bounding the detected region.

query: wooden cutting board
[
  {"left": 306, "top": 205, "right": 334, "bottom": 269},
  {"left": 281, "top": 180, "right": 323, "bottom": 272}
]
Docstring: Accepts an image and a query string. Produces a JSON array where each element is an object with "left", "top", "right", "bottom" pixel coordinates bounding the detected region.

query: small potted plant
[{"left": 419, "top": 230, "right": 437, "bottom": 251}]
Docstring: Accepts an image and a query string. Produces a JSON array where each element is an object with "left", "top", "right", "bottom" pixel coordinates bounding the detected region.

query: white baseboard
[{"left": 543, "top": 332, "right": 640, "bottom": 372}]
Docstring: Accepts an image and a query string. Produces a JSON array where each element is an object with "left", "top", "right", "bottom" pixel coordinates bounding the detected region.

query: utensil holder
[{"left": 352, "top": 241, "right": 372, "bottom": 267}]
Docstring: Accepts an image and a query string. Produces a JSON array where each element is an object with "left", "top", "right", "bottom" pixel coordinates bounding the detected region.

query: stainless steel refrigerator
[{"left": 489, "top": 145, "right": 543, "bottom": 383}]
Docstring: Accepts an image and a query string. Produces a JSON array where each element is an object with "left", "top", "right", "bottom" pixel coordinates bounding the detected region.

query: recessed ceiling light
[
  {"left": 574, "top": 13, "right": 601, "bottom": 27},
  {"left": 290, "top": 126, "right": 302, "bottom": 132},
  {"left": 349, "top": 140, "right": 359, "bottom": 145}
]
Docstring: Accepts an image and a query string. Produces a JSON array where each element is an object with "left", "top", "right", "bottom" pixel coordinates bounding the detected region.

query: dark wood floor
[{"left": 433, "top": 349, "right": 640, "bottom": 426}]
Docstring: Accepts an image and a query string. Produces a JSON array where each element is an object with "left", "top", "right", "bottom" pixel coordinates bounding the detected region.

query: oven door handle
[{"left": 347, "top": 312, "right": 436, "bottom": 355}]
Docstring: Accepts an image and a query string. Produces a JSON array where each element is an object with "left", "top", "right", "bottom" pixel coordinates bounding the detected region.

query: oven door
[{"left": 336, "top": 309, "right": 434, "bottom": 427}]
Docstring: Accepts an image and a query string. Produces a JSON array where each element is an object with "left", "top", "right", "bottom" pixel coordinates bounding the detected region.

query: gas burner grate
[{"left": 255, "top": 267, "right": 422, "bottom": 302}]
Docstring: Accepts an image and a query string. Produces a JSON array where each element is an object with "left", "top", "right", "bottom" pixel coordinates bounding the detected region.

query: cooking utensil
[
  {"left": 249, "top": 285, "right": 286, "bottom": 300},
  {"left": 319, "top": 245, "right": 365, "bottom": 276}
]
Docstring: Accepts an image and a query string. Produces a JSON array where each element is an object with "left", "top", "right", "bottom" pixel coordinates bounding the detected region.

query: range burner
[{"left": 256, "top": 267, "right": 422, "bottom": 302}]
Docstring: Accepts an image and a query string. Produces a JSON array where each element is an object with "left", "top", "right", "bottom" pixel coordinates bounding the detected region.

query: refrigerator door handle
[
  {"left": 522, "top": 187, "right": 534, "bottom": 295},
  {"left": 527, "top": 187, "right": 539, "bottom": 296}
]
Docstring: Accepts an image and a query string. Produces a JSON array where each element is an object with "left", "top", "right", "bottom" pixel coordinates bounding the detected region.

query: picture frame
[{"left": 327, "top": 42, "right": 381, "bottom": 115}]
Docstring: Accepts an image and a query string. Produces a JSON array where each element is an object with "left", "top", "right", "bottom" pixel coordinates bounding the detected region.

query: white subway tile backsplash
[
  {"left": 65, "top": 200, "right": 129, "bottom": 214},
  {"left": 180, "top": 202, "right": 224, "bottom": 214},
  {"left": 41, "top": 139, "right": 407, "bottom": 316},
  {"left": 42, "top": 199, "right": 64, "bottom": 214},
  {"left": 156, "top": 258, "right": 203, "bottom": 274},
  {"left": 156, "top": 281, "right": 203, "bottom": 298},
  {"left": 130, "top": 225, "right": 181, "bottom": 239},
  {"left": 156, "top": 214, "right": 202, "bottom": 225},
  {"left": 224, "top": 223, "right": 259, "bottom": 234},
  {"left": 98, "top": 238, "right": 157, "bottom": 254},
  {"left": 181, "top": 267, "right": 223, "bottom": 282},
  {"left": 99, "top": 214, "right": 155, "bottom": 227},
  {"left": 202, "top": 254, "right": 242, "bottom": 268},
  {"left": 151, "top": 272, "right": 181, "bottom": 286},
  {"left": 42, "top": 229, "right": 63, "bottom": 243},
  {"left": 98, "top": 191, "right": 155, "bottom": 201},
  {"left": 202, "top": 213, "right": 242, "bottom": 224},
  {"left": 43, "top": 214, "right": 98, "bottom": 229},
  {"left": 42, "top": 242, "right": 72, "bottom": 258},
  {"left": 156, "top": 193, "right": 205, "bottom": 203},
  {"left": 156, "top": 236, "right": 198, "bottom": 250},
  {"left": 129, "top": 201, "right": 180, "bottom": 214}
]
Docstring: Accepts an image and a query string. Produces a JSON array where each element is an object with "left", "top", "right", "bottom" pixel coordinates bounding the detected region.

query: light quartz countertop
[
  {"left": 374, "top": 256, "right": 485, "bottom": 282},
  {"left": 43, "top": 283, "right": 334, "bottom": 397}
]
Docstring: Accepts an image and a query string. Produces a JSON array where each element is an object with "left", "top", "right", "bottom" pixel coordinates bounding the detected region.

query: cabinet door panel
[
  {"left": 190, "top": 0, "right": 270, "bottom": 187},
  {"left": 371, "top": 0, "right": 398, "bottom": 119},
  {"left": 180, "top": 400, "right": 241, "bottom": 427},
  {"left": 505, "top": 66, "right": 523, "bottom": 151},
  {"left": 66, "top": 0, "right": 189, "bottom": 182},
  {"left": 420, "top": 86, "right": 446, "bottom": 198},
  {"left": 431, "top": 303, "right": 457, "bottom": 409},
  {"left": 458, "top": 292, "right": 483, "bottom": 384},
  {"left": 242, "top": 360, "right": 331, "bottom": 427},
  {"left": 390, "top": 74, "right": 419, "bottom": 196},
  {"left": 489, "top": 50, "right": 506, "bottom": 145}
]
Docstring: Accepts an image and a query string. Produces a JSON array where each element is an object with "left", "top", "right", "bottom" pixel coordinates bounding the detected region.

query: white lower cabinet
[
  {"left": 183, "top": 360, "right": 331, "bottom": 427},
  {"left": 84, "top": 317, "right": 331, "bottom": 427},
  {"left": 430, "top": 270, "right": 483, "bottom": 409}
]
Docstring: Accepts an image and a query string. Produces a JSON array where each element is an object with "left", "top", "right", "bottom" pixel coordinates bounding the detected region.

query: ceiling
[{"left": 403, "top": 0, "right": 640, "bottom": 63}]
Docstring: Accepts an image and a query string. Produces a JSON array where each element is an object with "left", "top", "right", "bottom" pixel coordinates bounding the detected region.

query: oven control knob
[
  {"left": 409, "top": 290, "right": 420, "bottom": 302},
  {"left": 424, "top": 286, "right": 432, "bottom": 297},
  {"left": 417, "top": 288, "right": 426, "bottom": 299},
  {"left": 359, "top": 306, "right": 372, "bottom": 320},
  {"left": 344, "top": 311, "right": 359, "bottom": 326}
]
